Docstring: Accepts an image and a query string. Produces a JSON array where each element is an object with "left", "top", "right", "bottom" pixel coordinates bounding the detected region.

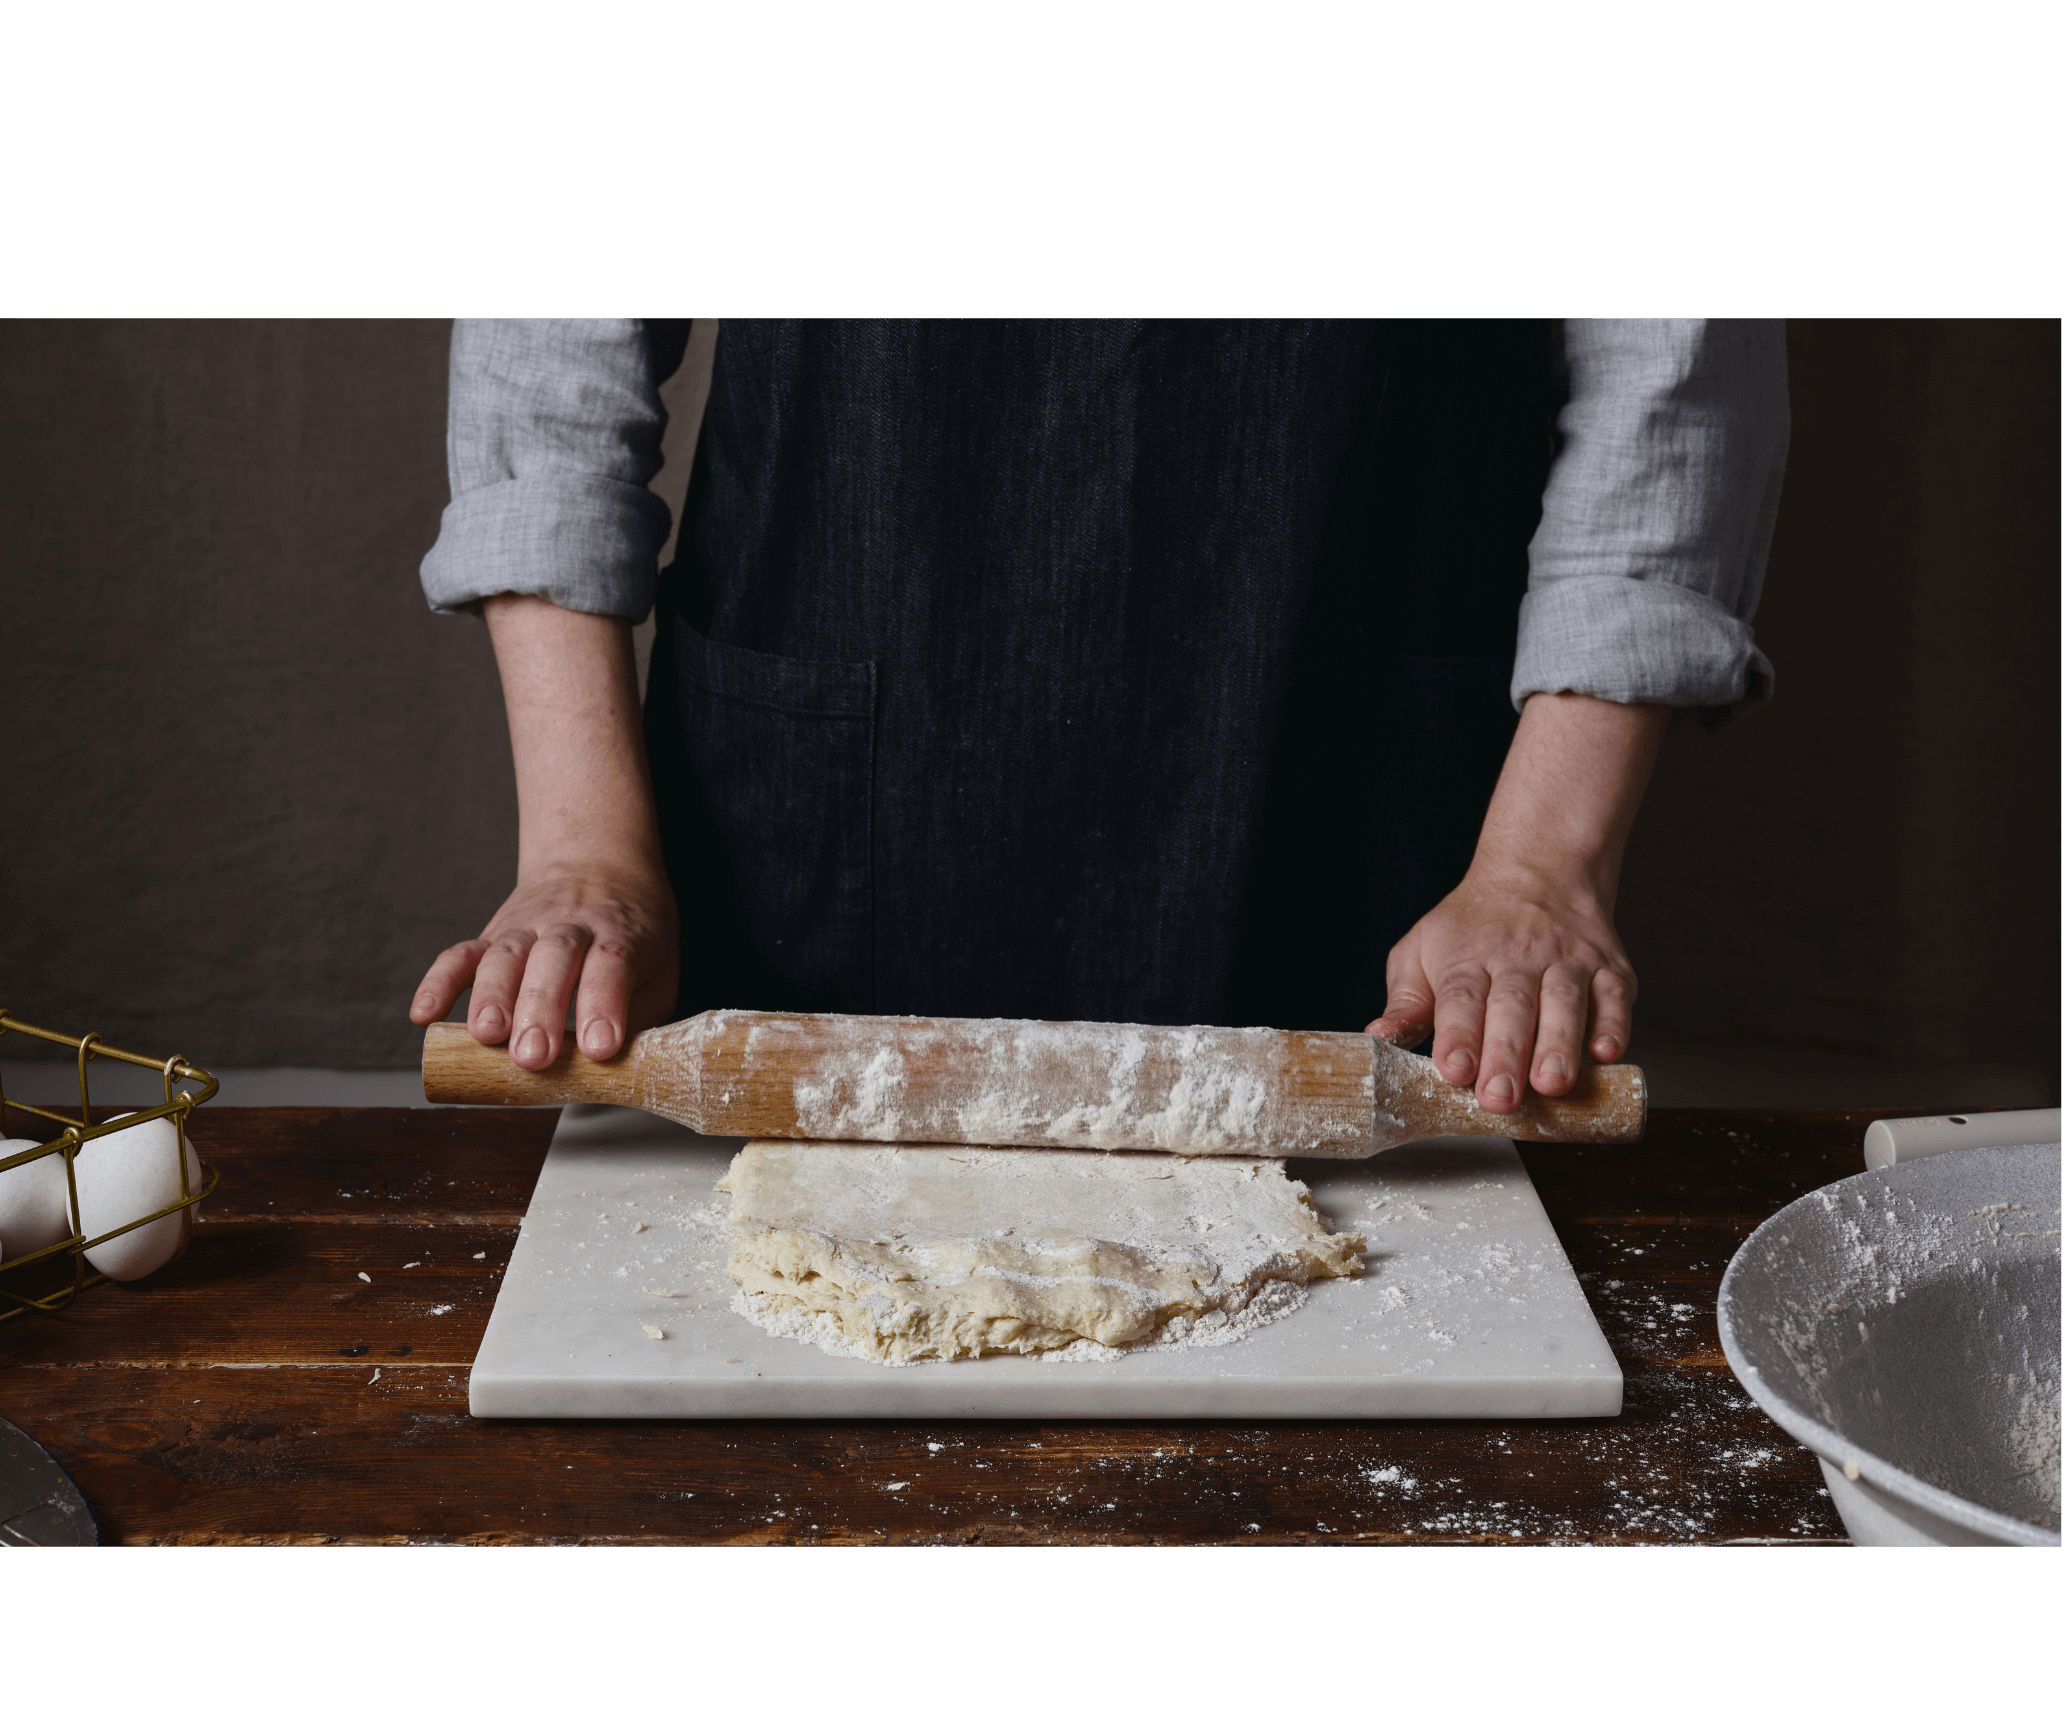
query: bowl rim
[{"left": 1716, "top": 1147, "right": 2060, "bottom": 1548}]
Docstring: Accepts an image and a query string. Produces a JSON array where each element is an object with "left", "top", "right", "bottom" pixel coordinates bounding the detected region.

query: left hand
[
  {"left": 1362, "top": 690, "right": 1670, "bottom": 1115},
  {"left": 1365, "top": 861, "right": 1637, "bottom": 1114}
]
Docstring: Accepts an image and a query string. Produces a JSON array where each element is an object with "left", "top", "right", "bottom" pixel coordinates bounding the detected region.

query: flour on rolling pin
[
  {"left": 765, "top": 1016, "right": 1331, "bottom": 1154},
  {"left": 423, "top": 1009, "right": 1646, "bottom": 1156}
]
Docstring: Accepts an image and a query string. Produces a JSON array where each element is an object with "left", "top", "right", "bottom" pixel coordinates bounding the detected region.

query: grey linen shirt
[{"left": 420, "top": 319, "right": 1789, "bottom": 719}]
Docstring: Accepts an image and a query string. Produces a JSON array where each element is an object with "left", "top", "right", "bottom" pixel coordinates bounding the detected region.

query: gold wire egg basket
[{"left": 0, "top": 1011, "right": 221, "bottom": 1322}]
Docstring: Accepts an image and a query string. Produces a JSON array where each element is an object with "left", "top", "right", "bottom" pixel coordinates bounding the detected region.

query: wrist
[
  {"left": 514, "top": 845, "right": 671, "bottom": 894},
  {"left": 514, "top": 778, "right": 667, "bottom": 884},
  {"left": 1464, "top": 693, "right": 1667, "bottom": 912},
  {"left": 1464, "top": 838, "right": 1622, "bottom": 911}
]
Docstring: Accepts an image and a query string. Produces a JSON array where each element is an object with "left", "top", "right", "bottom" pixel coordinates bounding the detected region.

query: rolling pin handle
[{"left": 420, "top": 1021, "right": 641, "bottom": 1110}]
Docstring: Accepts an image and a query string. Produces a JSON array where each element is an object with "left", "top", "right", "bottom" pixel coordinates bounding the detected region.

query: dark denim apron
[{"left": 645, "top": 321, "right": 1555, "bottom": 1032}]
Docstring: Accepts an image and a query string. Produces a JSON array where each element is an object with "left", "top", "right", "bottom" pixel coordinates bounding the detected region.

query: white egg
[
  {"left": 73, "top": 1114, "right": 204, "bottom": 1282},
  {"left": 0, "top": 1138, "right": 76, "bottom": 1259}
]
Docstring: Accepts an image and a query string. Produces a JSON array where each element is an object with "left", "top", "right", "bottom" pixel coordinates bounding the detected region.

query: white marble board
[{"left": 468, "top": 1104, "right": 1623, "bottom": 1419}]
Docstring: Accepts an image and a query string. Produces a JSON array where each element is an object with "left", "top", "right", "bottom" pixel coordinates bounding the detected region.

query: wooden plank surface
[{"left": 0, "top": 1105, "right": 1898, "bottom": 1545}]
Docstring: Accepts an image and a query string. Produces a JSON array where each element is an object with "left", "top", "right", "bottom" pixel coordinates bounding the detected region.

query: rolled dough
[{"left": 721, "top": 1140, "right": 1365, "bottom": 1364}]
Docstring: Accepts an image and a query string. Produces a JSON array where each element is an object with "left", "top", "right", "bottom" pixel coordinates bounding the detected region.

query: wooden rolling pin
[{"left": 422, "top": 1010, "right": 1644, "bottom": 1158}]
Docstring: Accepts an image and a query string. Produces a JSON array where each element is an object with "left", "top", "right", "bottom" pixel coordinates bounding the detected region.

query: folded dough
[{"left": 722, "top": 1140, "right": 1364, "bottom": 1364}]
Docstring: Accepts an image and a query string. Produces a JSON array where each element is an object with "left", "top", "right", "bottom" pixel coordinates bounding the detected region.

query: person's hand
[
  {"left": 1365, "top": 862, "right": 1635, "bottom": 1115},
  {"left": 409, "top": 860, "right": 679, "bottom": 1070},
  {"left": 1363, "top": 690, "right": 1669, "bottom": 1115}
]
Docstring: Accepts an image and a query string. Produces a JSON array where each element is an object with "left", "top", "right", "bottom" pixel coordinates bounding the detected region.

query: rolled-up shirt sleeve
[
  {"left": 1513, "top": 320, "right": 1790, "bottom": 724},
  {"left": 419, "top": 318, "right": 690, "bottom": 619}
]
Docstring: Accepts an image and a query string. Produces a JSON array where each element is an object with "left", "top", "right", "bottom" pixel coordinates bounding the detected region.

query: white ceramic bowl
[{"left": 1717, "top": 1141, "right": 2059, "bottom": 1546}]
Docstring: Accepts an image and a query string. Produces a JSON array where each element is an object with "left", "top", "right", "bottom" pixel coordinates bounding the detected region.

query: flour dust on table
[{"left": 720, "top": 1140, "right": 1367, "bottom": 1365}]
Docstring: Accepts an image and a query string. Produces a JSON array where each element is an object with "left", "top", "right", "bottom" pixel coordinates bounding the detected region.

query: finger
[
  {"left": 411, "top": 939, "right": 489, "bottom": 1025},
  {"left": 1589, "top": 967, "right": 1636, "bottom": 1063},
  {"left": 1474, "top": 973, "right": 1541, "bottom": 1115},
  {"left": 466, "top": 932, "right": 536, "bottom": 1045},
  {"left": 1367, "top": 950, "right": 1437, "bottom": 1049},
  {"left": 510, "top": 925, "right": 592, "bottom": 1069},
  {"left": 1427, "top": 966, "right": 1490, "bottom": 1088},
  {"left": 573, "top": 937, "right": 635, "bottom": 1059},
  {"left": 1530, "top": 963, "right": 1590, "bottom": 1097},
  {"left": 627, "top": 946, "right": 682, "bottom": 1037}
]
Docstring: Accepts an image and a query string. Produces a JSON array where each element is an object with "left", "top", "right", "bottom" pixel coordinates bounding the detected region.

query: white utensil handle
[{"left": 1863, "top": 1107, "right": 2060, "bottom": 1170}]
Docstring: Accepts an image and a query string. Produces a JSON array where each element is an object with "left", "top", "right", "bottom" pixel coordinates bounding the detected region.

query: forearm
[
  {"left": 484, "top": 593, "right": 665, "bottom": 880},
  {"left": 1469, "top": 691, "right": 1670, "bottom": 908}
]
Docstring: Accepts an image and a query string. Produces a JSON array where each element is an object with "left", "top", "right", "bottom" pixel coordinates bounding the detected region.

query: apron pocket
[{"left": 666, "top": 616, "right": 878, "bottom": 1014}]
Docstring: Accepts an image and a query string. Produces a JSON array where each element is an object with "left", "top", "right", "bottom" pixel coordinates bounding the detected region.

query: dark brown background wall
[
  {"left": 2, "top": 322, "right": 510, "bottom": 1066},
  {"left": 2, "top": 321, "right": 2056, "bottom": 1091},
  {"left": 1620, "top": 321, "right": 2058, "bottom": 1083}
]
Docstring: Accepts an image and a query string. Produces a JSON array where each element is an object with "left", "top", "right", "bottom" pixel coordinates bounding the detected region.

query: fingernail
[
  {"left": 517, "top": 1028, "right": 547, "bottom": 1062},
  {"left": 581, "top": 1020, "right": 614, "bottom": 1056},
  {"left": 1449, "top": 1051, "right": 1475, "bottom": 1081},
  {"left": 1594, "top": 1037, "right": 1620, "bottom": 1060},
  {"left": 1484, "top": 1074, "right": 1516, "bottom": 1105},
  {"left": 477, "top": 1006, "right": 504, "bottom": 1034},
  {"left": 414, "top": 993, "right": 438, "bottom": 1017},
  {"left": 1540, "top": 1054, "right": 1569, "bottom": 1084}
]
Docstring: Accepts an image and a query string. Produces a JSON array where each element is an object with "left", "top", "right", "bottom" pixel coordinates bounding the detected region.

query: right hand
[{"left": 409, "top": 859, "right": 679, "bottom": 1071}]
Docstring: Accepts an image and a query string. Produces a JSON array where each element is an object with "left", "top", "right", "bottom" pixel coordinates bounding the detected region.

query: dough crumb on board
[{"left": 721, "top": 1140, "right": 1364, "bottom": 1365}]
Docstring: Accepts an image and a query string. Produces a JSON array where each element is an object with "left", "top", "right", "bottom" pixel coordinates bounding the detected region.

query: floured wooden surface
[
  {"left": 722, "top": 1141, "right": 1364, "bottom": 1364},
  {"left": 646, "top": 1012, "right": 1382, "bottom": 1155},
  {"left": 468, "top": 1105, "right": 1622, "bottom": 1418}
]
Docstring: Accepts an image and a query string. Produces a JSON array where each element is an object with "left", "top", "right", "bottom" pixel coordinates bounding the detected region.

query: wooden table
[{"left": 0, "top": 1106, "right": 1896, "bottom": 1545}]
